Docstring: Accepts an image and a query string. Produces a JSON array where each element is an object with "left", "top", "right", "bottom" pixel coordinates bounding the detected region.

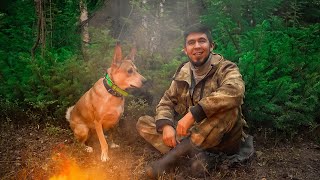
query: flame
[{"left": 49, "top": 152, "right": 107, "bottom": 180}]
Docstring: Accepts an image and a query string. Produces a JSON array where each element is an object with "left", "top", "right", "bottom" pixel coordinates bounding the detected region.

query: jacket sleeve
[
  {"left": 191, "top": 61, "right": 245, "bottom": 121},
  {"left": 155, "top": 80, "right": 178, "bottom": 133}
]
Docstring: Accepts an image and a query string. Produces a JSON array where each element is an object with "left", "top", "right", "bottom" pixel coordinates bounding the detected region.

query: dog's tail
[{"left": 65, "top": 106, "right": 74, "bottom": 122}]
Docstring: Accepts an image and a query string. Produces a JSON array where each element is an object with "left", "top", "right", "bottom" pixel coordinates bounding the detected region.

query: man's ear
[
  {"left": 210, "top": 42, "right": 215, "bottom": 51},
  {"left": 183, "top": 47, "right": 187, "bottom": 55},
  {"left": 112, "top": 42, "right": 122, "bottom": 65}
]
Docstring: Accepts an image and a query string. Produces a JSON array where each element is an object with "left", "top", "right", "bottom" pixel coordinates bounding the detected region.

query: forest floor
[{"left": 0, "top": 118, "right": 319, "bottom": 180}]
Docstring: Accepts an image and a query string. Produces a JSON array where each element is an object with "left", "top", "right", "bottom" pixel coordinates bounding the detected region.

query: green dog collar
[{"left": 104, "top": 74, "right": 129, "bottom": 97}]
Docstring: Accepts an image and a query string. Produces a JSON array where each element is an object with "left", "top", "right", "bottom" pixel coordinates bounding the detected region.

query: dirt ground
[{"left": 0, "top": 118, "right": 319, "bottom": 180}]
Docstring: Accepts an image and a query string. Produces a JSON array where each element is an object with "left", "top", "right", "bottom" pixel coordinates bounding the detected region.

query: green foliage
[
  {"left": 1, "top": 0, "right": 319, "bottom": 139},
  {"left": 202, "top": 0, "right": 320, "bottom": 136},
  {"left": 238, "top": 18, "right": 320, "bottom": 135},
  {"left": 124, "top": 98, "right": 150, "bottom": 121},
  {"left": 0, "top": 0, "right": 115, "bottom": 122},
  {"left": 201, "top": 0, "right": 319, "bottom": 60},
  {"left": 0, "top": 99, "right": 24, "bottom": 123},
  {"left": 134, "top": 50, "right": 186, "bottom": 103},
  {"left": 49, "top": 0, "right": 81, "bottom": 51},
  {"left": 44, "top": 122, "right": 68, "bottom": 136}
]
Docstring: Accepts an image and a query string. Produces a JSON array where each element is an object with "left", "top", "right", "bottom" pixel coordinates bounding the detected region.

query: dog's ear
[
  {"left": 112, "top": 42, "right": 122, "bottom": 65},
  {"left": 127, "top": 46, "right": 137, "bottom": 61}
]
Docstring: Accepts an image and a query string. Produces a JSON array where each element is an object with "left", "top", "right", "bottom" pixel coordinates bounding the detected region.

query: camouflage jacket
[{"left": 155, "top": 53, "right": 246, "bottom": 150}]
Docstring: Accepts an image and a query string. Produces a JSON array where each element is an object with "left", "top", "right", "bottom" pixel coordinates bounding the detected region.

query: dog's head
[{"left": 107, "top": 43, "right": 146, "bottom": 90}]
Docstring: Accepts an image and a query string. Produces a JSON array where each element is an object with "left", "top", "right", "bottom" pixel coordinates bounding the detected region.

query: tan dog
[{"left": 66, "top": 43, "right": 146, "bottom": 162}]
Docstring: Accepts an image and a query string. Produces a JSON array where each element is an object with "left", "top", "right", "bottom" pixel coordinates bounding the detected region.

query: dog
[{"left": 65, "top": 43, "right": 146, "bottom": 162}]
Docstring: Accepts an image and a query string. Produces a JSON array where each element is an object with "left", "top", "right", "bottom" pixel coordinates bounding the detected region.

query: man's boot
[
  {"left": 226, "top": 135, "right": 254, "bottom": 164},
  {"left": 190, "top": 151, "right": 209, "bottom": 177},
  {"left": 145, "top": 137, "right": 201, "bottom": 178}
]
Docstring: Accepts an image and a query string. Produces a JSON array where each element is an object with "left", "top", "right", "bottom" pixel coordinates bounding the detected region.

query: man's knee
[{"left": 136, "top": 115, "right": 155, "bottom": 133}]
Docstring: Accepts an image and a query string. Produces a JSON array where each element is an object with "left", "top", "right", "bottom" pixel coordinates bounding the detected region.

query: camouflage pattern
[
  {"left": 137, "top": 53, "right": 247, "bottom": 154},
  {"left": 136, "top": 115, "right": 171, "bottom": 154}
]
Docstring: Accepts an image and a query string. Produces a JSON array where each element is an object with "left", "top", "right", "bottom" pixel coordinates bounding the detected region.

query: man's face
[{"left": 183, "top": 32, "right": 213, "bottom": 67}]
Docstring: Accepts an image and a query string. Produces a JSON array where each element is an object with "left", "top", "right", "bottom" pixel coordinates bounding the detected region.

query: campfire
[{"left": 49, "top": 151, "right": 107, "bottom": 180}]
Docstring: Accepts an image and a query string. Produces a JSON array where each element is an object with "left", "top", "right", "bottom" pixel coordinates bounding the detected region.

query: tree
[
  {"left": 202, "top": 0, "right": 320, "bottom": 135},
  {"left": 80, "top": 0, "right": 90, "bottom": 45}
]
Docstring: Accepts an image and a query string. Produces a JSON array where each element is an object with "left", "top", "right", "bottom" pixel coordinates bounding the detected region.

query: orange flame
[{"left": 49, "top": 152, "right": 107, "bottom": 180}]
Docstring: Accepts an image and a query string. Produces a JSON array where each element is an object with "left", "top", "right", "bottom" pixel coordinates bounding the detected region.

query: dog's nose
[{"left": 142, "top": 77, "right": 147, "bottom": 85}]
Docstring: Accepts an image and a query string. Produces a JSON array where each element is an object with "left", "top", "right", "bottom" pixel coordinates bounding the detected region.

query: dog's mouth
[{"left": 129, "top": 84, "right": 138, "bottom": 89}]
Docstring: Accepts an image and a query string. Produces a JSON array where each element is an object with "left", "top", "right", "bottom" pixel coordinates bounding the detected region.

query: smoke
[
  {"left": 87, "top": 0, "right": 205, "bottom": 104},
  {"left": 89, "top": 0, "right": 203, "bottom": 56}
]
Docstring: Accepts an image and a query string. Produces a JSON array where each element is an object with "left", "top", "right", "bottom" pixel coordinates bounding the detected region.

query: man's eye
[
  {"left": 128, "top": 68, "right": 133, "bottom": 74},
  {"left": 188, "top": 41, "right": 195, "bottom": 45},
  {"left": 199, "top": 39, "right": 207, "bottom": 44}
]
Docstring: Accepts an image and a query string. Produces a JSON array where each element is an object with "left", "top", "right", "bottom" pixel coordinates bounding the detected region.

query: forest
[{"left": 0, "top": 0, "right": 319, "bottom": 179}]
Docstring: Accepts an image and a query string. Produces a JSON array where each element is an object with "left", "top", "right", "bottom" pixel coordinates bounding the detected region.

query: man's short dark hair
[{"left": 183, "top": 24, "right": 213, "bottom": 46}]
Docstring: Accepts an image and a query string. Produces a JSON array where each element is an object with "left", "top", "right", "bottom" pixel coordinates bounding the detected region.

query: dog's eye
[{"left": 128, "top": 68, "right": 133, "bottom": 74}]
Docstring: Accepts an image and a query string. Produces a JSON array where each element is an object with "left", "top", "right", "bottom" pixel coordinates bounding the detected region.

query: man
[{"left": 136, "top": 25, "right": 254, "bottom": 178}]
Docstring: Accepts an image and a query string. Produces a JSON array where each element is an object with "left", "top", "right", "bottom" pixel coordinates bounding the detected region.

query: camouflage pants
[
  {"left": 136, "top": 115, "right": 255, "bottom": 164},
  {"left": 136, "top": 115, "right": 245, "bottom": 154},
  {"left": 136, "top": 115, "right": 172, "bottom": 154}
]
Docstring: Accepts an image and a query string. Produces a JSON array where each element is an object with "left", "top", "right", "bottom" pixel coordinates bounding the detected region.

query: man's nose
[{"left": 194, "top": 41, "right": 201, "bottom": 48}]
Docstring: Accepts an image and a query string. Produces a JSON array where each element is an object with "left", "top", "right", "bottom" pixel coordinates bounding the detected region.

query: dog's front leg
[{"left": 94, "top": 121, "right": 110, "bottom": 162}]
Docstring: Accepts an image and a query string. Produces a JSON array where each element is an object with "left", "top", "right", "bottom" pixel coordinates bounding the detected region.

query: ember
[{"left": 49, "top": 153, "right": 107, "bottom": 180}]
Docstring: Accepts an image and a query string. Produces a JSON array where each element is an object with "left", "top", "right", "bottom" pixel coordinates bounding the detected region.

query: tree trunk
[
  {"left": 31, "top": 0, "right": 45, "bottom": 59},
  {"left": 80, "top": 0, "right": 90, "bottom": 60},
  {"left": 80, "top": 0, "right": 90, "bottom": 44},
  {"left": 159, "top": 0, "right": 165, "bottom": 17},
  {"left": 41, "top": 0, "right": 45, "bottom": 57}
]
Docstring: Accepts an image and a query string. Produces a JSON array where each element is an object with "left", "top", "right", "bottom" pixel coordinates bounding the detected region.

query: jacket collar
[{"left": 174, "top": 53, "right": 224, "bottom": 86}]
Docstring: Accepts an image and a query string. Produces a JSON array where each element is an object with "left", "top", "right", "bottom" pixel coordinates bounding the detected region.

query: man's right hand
[{"left": 162, "top": 125, "right": 177, "bottom": 148}]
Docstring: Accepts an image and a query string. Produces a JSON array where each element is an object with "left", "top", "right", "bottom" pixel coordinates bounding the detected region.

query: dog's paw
[
  {"left": 101, "top": 152, "right": 110, "bottom": 162},
  {"left": 110, "top": 142, "right": 120, "bottom": 148},
  {"left": 85, "top": 146, "right": 93, "bottom": 153}
]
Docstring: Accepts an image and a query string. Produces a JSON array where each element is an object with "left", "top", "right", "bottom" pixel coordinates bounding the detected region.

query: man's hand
[
  {"left": 177, "top": 112, "right": 195, "bottom": 136},
  {"left": 162, "top": 125, "right": 177, "bottom": 147}
]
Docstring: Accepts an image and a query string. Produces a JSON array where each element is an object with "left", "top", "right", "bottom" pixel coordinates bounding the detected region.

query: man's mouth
[{"left": 193, "top": 52, "right": 203, "bottom": 56}]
